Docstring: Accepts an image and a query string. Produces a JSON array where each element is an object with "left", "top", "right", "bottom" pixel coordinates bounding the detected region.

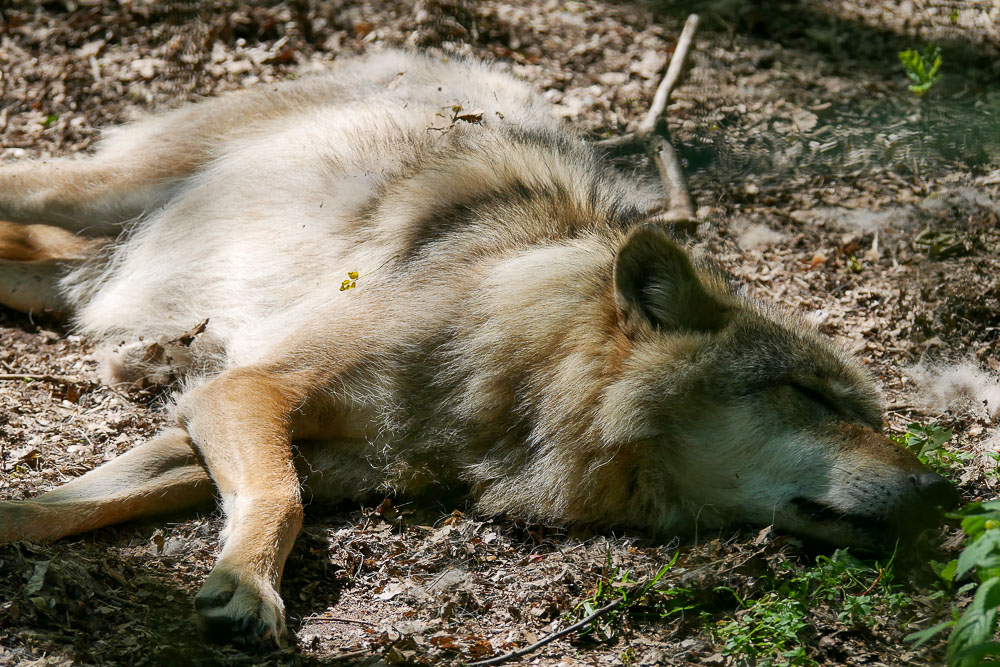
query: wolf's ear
[{"left": 614, "top": 223, "right": 730, "bottom": 335}]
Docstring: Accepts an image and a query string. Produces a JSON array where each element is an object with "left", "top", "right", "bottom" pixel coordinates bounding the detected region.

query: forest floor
[{"left": 1, "top": 1, "right": 999, "bottom": 665}]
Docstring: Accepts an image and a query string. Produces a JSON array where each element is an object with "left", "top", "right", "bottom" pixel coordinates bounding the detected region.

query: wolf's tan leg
[
  {"left": 0, "top": 258, "right": 69, "bottom": 314},
  {"left": 0, "top": 220, "right": 100, "bottom": 262},
  {"left": 0, "top": 105, "right": 231, "bottom": 234},
  {"left": 0, "top": 220, "right": 105, "bottom": 315},
  {"left": 0, "top": 101, "right": 236, "bottom": 234},
  {"left": 176, "top": 367, "right": 314, "bottom": 644},
  {"left": 0, "top": 428, "right": 213, "bottom": 544},
  {"left": 0, "top": 81, "right": 336, "bottom": 235},
  {"left": 0, "top": 158, "right": 192, "bottom": 235}
]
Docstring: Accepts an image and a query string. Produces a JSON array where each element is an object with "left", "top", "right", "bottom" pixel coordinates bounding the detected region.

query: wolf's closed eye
[{"left": 790, "top": 382, "right": 839, "bottom": 415}]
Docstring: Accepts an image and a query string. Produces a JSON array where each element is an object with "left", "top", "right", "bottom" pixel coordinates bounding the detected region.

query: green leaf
[
  {"left": 952, "top": 641, "right": 1000, "bottom": 666},
  {"left": 924, "top": 426, "right": 952, "bottom": 451},
  {"left": 939, "top": 559, "right": 958, "bottom": 582},
  {"left": 961, "top": 516, "right": 990, "bottom": 539},
  {"left": 947, "top": 578, "right": 1000, "bottom": 666},
  {"left": 906, "top": 618, "right": 956, "bottom": 648},
  {"left": 973, "top": 500, "right": 1000, "bottom": 513},
  {"left": 898, "top": 47, "right": 943, "bottom": 97},
  {"left": 955, "top": 534, "right": 1000, "bottom": 581}
]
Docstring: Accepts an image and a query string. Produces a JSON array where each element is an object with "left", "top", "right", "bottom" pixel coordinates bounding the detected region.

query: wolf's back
[{"left": 62, "top": 51, "right": 630, "bottom": 369}]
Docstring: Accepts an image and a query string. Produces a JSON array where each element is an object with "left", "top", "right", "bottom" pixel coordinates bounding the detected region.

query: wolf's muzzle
[{"left": 909, "top": 471, "right": 960, "bottom": 511}]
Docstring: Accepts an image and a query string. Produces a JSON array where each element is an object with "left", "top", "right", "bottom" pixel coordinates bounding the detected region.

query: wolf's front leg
[
  {"left": 0, "top": 428, "right": 213, "bottom": 544},
  {"left": 177, "top": 366, "right": 316, "bottom": 645}
]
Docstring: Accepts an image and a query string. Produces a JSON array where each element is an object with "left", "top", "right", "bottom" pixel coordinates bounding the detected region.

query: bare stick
[
  {"left": 636, "top": 13, "right": 700, "bottom": 136},
  {"left": 596, "top": 13, "right": 700, "bottom": 149},
  {"left": 301, "top": 614, "right": 375, "bottom": 626},
  {"left": 0, "top": 373, "right": 82, "bottom": 385},
  {"left": 466, "top": 597, "right": 624, "bottom": 667},
  {"left": 649, "top": 136, "right": 695, "bottom": 221},
  {"left": 594, "top": 14, "right": 700, "bottom": 223}
]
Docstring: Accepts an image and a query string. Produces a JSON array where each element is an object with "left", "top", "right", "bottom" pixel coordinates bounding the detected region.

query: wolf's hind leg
[
  {"left": 0, "top": 157, "right": 185, "bottom": 235},
  {"left": 0, "top": 428, "right": 214, "bottom": 544},
  {"left": 0, "top": 106, "right": 223, "bottom": 234},
  {"left": 0, "top": 258, "right": 70, "bottom": 314},
  {"left": 0, "top": 220, "right": 105, "bottom": 315},
  {"left": 0, "top": 83, "right": 316, "bottom": 235}
]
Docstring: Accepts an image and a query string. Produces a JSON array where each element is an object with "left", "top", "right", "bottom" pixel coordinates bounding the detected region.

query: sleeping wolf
[{"left": 0, "top": 50, "right": 956, "bottom": 644}]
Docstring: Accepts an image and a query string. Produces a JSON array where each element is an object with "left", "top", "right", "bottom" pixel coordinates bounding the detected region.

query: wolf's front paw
[{"left": 195, "top": 564, "right": 287, "bottom": 646}]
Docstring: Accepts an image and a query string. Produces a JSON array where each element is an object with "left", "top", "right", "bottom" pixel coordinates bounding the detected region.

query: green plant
[
  {"left": 893, "top": 422, "right": 953, "bottom": 459},
  {"left": 716, "top": 550, "right": 910, "bottom": 666},
  {"left": 899, "top": 46, "right": 943, "bottom": 96},
  {"left": 571, "top": 548, "right": 914, "bottom": 664},
  {"left": 890, "top": 422, "right": 967, "bottom": 476},
  {"left": 569, "top": 552, "right": 692, "bottom": 641},
  {"left": 908, "top": 501, "right": 1000, "bottom": 666},
  {"left": 800, "top": 550, "right": 909, "bottom": 621},
  {"left": 985, "top": 452, "right": 1000, "bottom": 482},
  {"left": 717, "top": 592, "right": 813, "bottom": 666}
]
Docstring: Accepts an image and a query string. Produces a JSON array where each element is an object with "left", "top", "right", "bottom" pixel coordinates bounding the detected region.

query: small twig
[
  {"left": 647, "top": 136, "right": 695, "bottom": 222},
  {"left": 636, "top": 13, "right": 700, "bottom": 137},
  {"left": 470, "top": 557, "right": 681, "bottom": 666},
  {"left": 594, "top": 14, "right": 700, "bottom": 223},
  {"left": 859, "top": 569, "right": 884, "bottom": 597},
  {"left": 596, "top": 13, "right": 700, "bottom": 149},
  {"left": 593, "top": 131, "right": 650, "bottom": 152},
  {"left": 0, "top": 373, "right": 81, "bottom": 385},
  {"left": 466, "top": 597, "right": 623, "bottom": 667},
  {"left": 301, "top": 614, "right": 375, "bottom": 626},
  {"left": 165, "top": 318, "right": 209, "bottom": 347}
]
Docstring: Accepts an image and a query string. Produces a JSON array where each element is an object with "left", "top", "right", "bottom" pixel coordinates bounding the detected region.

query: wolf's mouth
[{"left": 790, "top": 497, "right": 885, "bottom": 537}]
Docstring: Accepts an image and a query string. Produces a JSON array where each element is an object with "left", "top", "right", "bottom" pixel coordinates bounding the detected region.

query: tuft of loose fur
[{"left": 908, "top": 360, "right": 1000, "bottom": 421}]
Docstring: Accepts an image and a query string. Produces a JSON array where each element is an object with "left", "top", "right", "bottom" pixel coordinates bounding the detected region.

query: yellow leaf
[
  {"left": 339, "top": 280, "right": 351, "bottom": 291},
  {"left": 348, "top": 271, "right": 359, "bottom": 279}
]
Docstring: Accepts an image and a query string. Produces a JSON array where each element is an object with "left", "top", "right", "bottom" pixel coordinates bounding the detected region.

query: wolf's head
[{"left": 611, "top": 223, "right": 958, "bottom": 548}]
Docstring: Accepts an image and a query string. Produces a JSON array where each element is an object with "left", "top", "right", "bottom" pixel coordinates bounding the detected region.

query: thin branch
[
  {"left": 859, "top": 569, "right": 884, "bottom": 597},
  {"left": 648, "top": 136, "right": 695, "bottom": 222},
  {"left": 636, "top": 13, "right": 700, "bottom": 137},
  {"left": 596, "top": 13, "right": 700, "bottom": 149},
  {"left": 466, "top": 597, "right": 623, "bottom": 667},
  {"left": 301, "top": 614, "right": 375, "bottom": 626},
  {"left": 593, "top": 130, "right": 650, "bottom": 152},
  {"left": 593, "top": 14, "right": 701, "bottom": 224},
  {"left": 0, "top": 373, "right": 81, "bottom": 385}
]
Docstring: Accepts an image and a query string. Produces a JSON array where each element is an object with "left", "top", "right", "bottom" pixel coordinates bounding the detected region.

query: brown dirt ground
[{"left": 1, "top": 1, "right": 999, "bottom": 665}]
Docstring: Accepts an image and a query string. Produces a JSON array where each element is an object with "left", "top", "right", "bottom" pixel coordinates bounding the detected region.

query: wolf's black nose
[{"left": 910, "top": 472, "right": 959, "bottom": 510}]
